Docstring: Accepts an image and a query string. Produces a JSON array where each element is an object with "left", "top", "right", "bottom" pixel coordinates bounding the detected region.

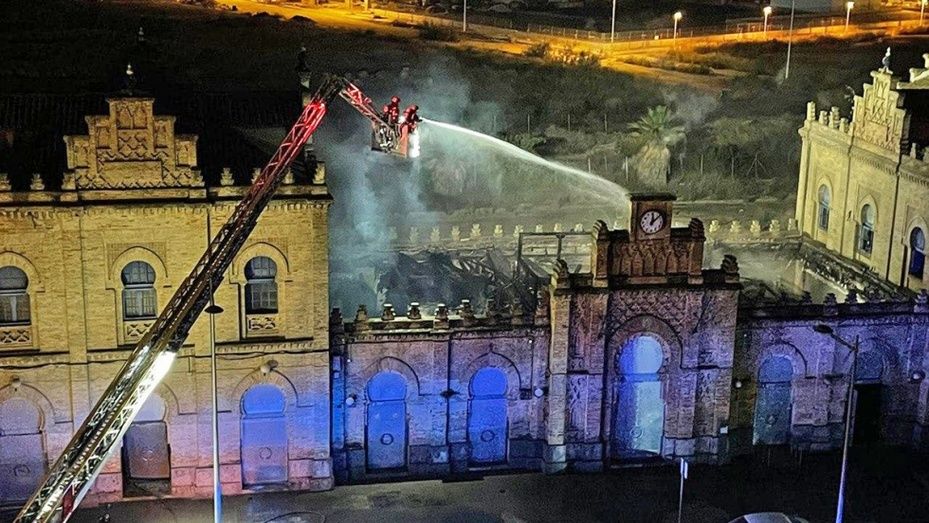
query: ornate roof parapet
[
  {"left": 915, "top": 289, "right": 929, "bottom": 314},
  {"left": 312, "top": 162, "right": 326, "bottom": 185},
  {"left": 552, "top": 258, "right": 572, "bottom": 290},
  {"left": 29, "top": 173, "right": 44, "bottom": 191},
  {"left": 534, "top": 289, "right": 550, "bottom": 325},
  {"left": 220, "top": 167, "right": 234, "bottom": 187},
  {"left": 483, "top": 299, "right": 499, "bottom": 325},
  {"left": 845, "top": 289, "right": 859, "bottom": 304},
  {"left": 434, "top": 303, "right": 450, "bottom": 329},
  {"left": 381, "top": 303, "right": 396, "bottom": 322},
  {"left": 63, "top": 97, "right": 202, "bottom": 195},
  {"left": 207, "top": 165, "right": 329, "bottom": 201},
  {"left": 407, "top": 302, "right": 422, "bottom": 320},
  {"left": 354, "top": 304, "right": 370, "bottom": 332},
  {"left": 806, "top": 101, "right": 817, "bottom": 122},
  {"left": 340, "top": 297, "right": 544, "bottom": 337},
  {"left": 849, "top": 64, "right": 908, "bottom": 154},
  {"left": 900, "top": 52, "right": 929, "bottom": 88},
  {"left": 740, "top": 287, "right": 925, "bottom": 320},
  {"left": 459, "top": 299, "right": 476, "bottom": 327},
  {"left": 61, "top": 172, "right": 76, "bottom": 191},
  {"left": 722, "top": 254, "right": 739, "bottom": 284},
  {"left": 823, "top": 293, "right": 839, "bottom": 316}
]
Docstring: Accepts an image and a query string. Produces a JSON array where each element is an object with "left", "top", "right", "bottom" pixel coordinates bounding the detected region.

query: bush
[
  {"left": 620, "top": 55, "right": 712, "bottom": 75},
  {"left": 523, "top": 42, "right": 550, "bottom": 58},
  {"left": 417, "top": 23, "right": 458, "bottom": 42}
]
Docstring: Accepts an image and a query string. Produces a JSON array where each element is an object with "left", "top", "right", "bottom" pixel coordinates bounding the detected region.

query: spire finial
[
  {"left": 125, "top": 63, "right": 137, "bottom": 92},
  {"left": 882, "top": 47, "right": 892, "bottom": 73}
]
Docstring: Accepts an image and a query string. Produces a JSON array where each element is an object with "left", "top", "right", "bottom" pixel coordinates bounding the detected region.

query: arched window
[
  {"left": 245, "top": 257, "right": 278, "bottom": 314},
  {"left": 121, "top": 261, "right": 156, "bottom": 319},
  {"left": 241, "top": 384, "right": 288, "bottom": 486},
  {"left": 753, "top": 355, "right": 794, "bottom": 445},
  {"left": 858, "top": 204, "right": 875, "bottom": 254},
  {"left": 0, "top": 397, "right": 47, "bottom": 504},
  {"left": 910, "top": 227, "right": 925, "bottom": 278},
  {"left": 818, "top": 185, "right": 831, "bottom": 231},
  {"left": 855, "top": 351, "right": 884, "bottom": 384},
  {"left": 612, "top": 335, "right": 665, "bottom": 459},
  {"left": 0, "top": 266, "right": 30, "bottom": 325}
]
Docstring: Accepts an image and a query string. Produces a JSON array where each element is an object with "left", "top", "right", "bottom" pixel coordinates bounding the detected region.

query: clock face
[{"left": 639, "top": 210, "right": 666, "bottom": 235}]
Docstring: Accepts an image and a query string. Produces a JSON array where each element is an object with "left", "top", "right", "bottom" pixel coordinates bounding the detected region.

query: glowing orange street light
[
  {"left": 763, "top": 6, "right": 773, "bottom": 37},
  {"left": 845, "top": 1, "right": 854, "bottom": 33}
]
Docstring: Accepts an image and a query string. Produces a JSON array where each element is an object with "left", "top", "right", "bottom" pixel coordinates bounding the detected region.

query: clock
[{"left": 639, "top": 210, "right": 665, "bottom": 235}]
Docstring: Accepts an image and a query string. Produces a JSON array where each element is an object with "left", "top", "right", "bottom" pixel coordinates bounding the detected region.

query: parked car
[{"left": 728, "top": 514, "right": 810, "bottom": 523}]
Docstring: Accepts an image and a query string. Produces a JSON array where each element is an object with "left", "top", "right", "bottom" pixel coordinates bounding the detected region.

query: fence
[{"left": 373, "top": 5, "right": 923, "bottom": 47}]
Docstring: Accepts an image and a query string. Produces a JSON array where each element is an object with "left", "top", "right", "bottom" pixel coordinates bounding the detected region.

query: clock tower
[
  {"left": 591, "top": 193, "right": 718, "bottom": 286},
  {"left": 630, "top": 193, "right": 674, "bottom": 241}
]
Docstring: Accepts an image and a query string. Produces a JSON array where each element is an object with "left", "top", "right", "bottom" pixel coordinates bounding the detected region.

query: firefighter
[
  {"left": 382, "top": 96, "right": 401, "bottom": 126},
  {"left": 401, "top": 104, "right": 421, "bottom": 134}
]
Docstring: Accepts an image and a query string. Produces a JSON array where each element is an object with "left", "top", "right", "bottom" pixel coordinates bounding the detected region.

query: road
[
  {"left": 211, "top": 0, "right": 925, "bottom": 90},
  {"left": 63, "top": 446, "right": 929, "bottom": 523}
]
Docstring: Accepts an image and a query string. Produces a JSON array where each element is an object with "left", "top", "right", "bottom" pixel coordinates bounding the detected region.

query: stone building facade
[
  {"left": 330, "top": 303, "right": 551, "bottom": 481},
  {"left": 0, "top": 96, "right": 332, "bottom": 507},
  {"left": 796, "top": 52, "right": 929, "bottom": 293},
  {"left": 332, "top": 195, "right": 743, "bottom": 478},
  {"left": 732, "top": 297, "right": 929, "bottom": 455},
  {"left": 5, "top": 58, "right": 929, "bottom": 512}
]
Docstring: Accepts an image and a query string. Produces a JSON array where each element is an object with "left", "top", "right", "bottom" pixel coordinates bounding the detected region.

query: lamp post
[
  {"left": 921, "top": 0, "right": 927, "bottom": 25},
  {"left": 205, "top": 216, "right": 224, "bottom": 523},
  {"left": 673, "top": 11, "right": 683, "bottom": 46},
  {"left": 463, "top": 0, "right": 468, "bottom": 32},
  {"left": 813, "top": 324, "right": 859, "bottom": 523},
  {"left": 845, "top": 1, "right": 854, "bottom": 33},
  {"left": 611, "top": 0, "right": 618, "bottom": 43},
  {"left": 785, "top": 0, "right": 796, "bottom": 79},
  {"left": 763, "top": 6, "right": 772, "bottom": 38}
]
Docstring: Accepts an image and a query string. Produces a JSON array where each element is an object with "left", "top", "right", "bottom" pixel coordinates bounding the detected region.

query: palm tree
[{"left": 628, "top": 106, "right": 685, "bottom": 186}]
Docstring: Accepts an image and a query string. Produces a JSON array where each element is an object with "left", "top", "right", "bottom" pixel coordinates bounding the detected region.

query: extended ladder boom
[{"left": 15, "top": 76, "right": 406, "bottom": 523}]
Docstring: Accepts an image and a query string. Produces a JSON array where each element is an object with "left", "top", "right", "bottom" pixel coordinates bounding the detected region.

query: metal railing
[{"left": 373, "top": 5, "right": 923, "bottom": 46}]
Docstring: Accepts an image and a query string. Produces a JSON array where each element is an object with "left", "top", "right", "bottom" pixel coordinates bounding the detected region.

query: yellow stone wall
[
  {"left": 796, "top": 67, "right": 929, "bottom": 290},
  {"left": 0, "top": 97, "right": 334, "bottom": 506}
]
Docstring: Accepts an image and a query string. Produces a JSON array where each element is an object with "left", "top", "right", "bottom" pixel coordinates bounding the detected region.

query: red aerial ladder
[{"left": 14, "top": 76, "right": 419, "bottom": 523}]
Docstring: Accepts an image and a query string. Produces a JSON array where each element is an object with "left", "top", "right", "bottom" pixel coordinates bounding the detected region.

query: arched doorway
[
  {"left": 366, "top": 371, "right": 407, "bottom": 471},
  {"left": 853, "top": 351, "right": 884, "bottom": 445},
  {"left": 122, "top": 394, "right": 170, "bottom": 495},
  {"left": 753, "top": 356, "right": 793, "bottom": 445},
  {"left": 468, "top": 367, "right": 508, "bottom": 465},
  {"left": 241, "top": 384, "right": 288, "bottom": 488},
  {"left": 611, "top": 335, "right": 665, "bottom": 460},
  {"left": 0, "top": 397, "right": 46, "bottom": 506}
]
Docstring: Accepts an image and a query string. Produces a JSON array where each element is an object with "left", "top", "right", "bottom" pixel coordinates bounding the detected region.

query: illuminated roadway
[{"left": 172, "top": 0, "right": 928, "bottom": 88}]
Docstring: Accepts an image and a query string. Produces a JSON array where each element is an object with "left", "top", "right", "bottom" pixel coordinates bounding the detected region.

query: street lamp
[
  {"left": 463, "top": 0, "right": 468, "bottom": 32},
  {"left": 785, "top": 0, "right": 796, "bottom": 79},
  {"left": 845, "top": 1, "right": 854, "bottom": 33},
  {"left": 673, "top": 11, "right": 683, "bottom": 46},
  {"left": 611, "top": 0, "right": 618, "bottom": 43},
  {"left": 205, "top": 216, "right": 224, "bottom": 523},
  {"left": 763, "top": 6, "right": 773, "bottom": 38},
  {"left": 813, "top": 324, "right": 859, "bottom": 523},
  {"left": 921, "top": 0, "right": 927, "bottom": 26}
]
